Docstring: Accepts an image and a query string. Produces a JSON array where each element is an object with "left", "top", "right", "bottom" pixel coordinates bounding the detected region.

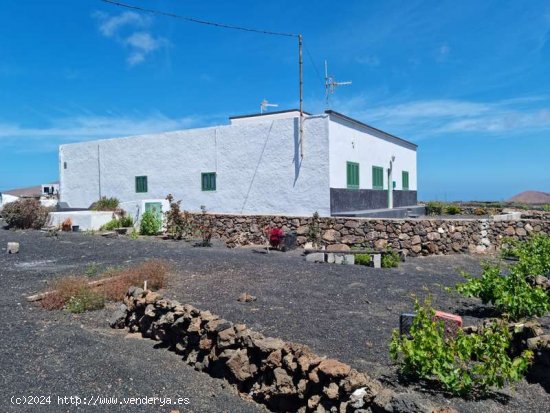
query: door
[{"left": 144, "top": 202, "right": 163, "bottom": 222}]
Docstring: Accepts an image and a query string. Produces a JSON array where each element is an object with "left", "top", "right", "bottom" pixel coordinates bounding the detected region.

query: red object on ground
[
  {"left": 434, "top": 310, "right": 463, "bottom": 338},
  {"left": 267, "top": 227, "right": 285, "bottom": 248}
]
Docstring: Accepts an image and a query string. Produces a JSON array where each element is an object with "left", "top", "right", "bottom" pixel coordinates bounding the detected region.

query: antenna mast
[
  {"left": 260, "top": 99, "right": 279, "bottom": 114},
  {"left": 325, "top": 60, "right": 352, "bottom": 109}
]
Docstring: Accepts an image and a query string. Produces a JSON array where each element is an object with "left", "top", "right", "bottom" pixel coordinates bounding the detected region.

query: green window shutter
[
  {"left": 201, "top": 172, "right": 216, "bottom": 191},
  {"left": 372, "top": 166, "right": 383, "bottom": 190},
  {"left": 346, "top": 162, "right": 359, "bottom": 189},
  {"left": 402, "top": 171, "right": 409, "bottom": 190},
  {"left": 135, "top": 176, "right": 148, "bottom": 193}
]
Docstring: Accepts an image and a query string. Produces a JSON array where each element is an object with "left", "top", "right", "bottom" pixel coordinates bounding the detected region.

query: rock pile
[{"left": 113, "top": 288, "right": 451, "bottom": 413}]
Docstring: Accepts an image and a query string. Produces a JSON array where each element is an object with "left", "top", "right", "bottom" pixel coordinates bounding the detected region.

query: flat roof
[
  {"left": 229, "top": 108, "right": 312, "bottom": 120},
  {"left": 325, "top": 110, "right": 418, "bottom": 149}
]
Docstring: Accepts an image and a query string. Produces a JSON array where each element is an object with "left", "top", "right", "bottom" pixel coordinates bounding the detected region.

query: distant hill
[{"left": 508, "top": 191, "right": 550, "bottom": 204}]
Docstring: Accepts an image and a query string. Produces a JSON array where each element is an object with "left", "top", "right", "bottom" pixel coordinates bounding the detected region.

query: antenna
[
  {"left": 260, "top": 99, "right": 279, "bottom": 114},
  {"left": 325, "top": 60, "right": 352, "bottom": 109}
]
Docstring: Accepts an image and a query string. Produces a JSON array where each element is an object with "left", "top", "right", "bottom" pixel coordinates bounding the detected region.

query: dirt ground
[{"left": 1, "top": 228, "right": 549, "bottom": 413}]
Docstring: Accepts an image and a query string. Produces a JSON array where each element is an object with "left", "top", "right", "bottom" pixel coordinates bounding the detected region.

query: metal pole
[
  {"left": 298, "top": 34, "right": 304, "bottom": 159},
  {"left": 97, "top": 145, "right": 102, "bottom": 199}
]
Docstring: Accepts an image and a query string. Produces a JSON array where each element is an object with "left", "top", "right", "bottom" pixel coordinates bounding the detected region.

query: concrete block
[
  {"left": 434, "top": 311, "right": 463, "bottom": 338},
  {"left": 371, "top": 253, "right": 381, "bottom": 268},
  {"left": 334, "top": 254, "right": 344, "bottom": 264},
  {"left": 326, "top": 253, "right": 335, "bottom": 263},
  {"left": 493, "top": 212, "right": 522, "bottom": 221},
  {"left": 342, "top": 254, "right": 355, "bottom": 265},
  {"left": 7, "top": 242, "right": 19, "bottom": 254},
  {"left": 400, "top": 311, "right": 463, "bottom": 339},
  {"left": 305, "top": 253, "right": 325, "bottom": 263}
]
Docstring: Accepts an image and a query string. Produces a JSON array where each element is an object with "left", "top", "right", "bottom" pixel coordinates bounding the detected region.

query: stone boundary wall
[
  {"left": 113, "top": 287, "right": 450, "bottom": 413},
  {"left": 520, "top": 211, "right": 550, "bottom": 220},
  {"left": 190, "top": 214, "right": 550, "bottom": 256}
]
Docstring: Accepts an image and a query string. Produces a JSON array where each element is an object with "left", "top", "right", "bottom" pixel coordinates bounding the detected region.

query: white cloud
[
  {"left": 329, "top": 95, "right": 550, "bottom": 139},
  {"left": 95, "top": 11, "right": 149, "bottom": 37},
  {"left": 93, "top": 11, "right": 167, "bottom": 66},
  {"left": 356, "top": 55, "right": 380, "bottom": 67},
  {"left": 0, "top": 113, "right": 210, "bottom": 146},
  {"left": 436, "top": 43, "right": 451, "bottom": 62}
]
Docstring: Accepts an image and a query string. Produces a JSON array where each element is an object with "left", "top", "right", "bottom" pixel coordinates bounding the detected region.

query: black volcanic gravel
[{"left": 1, "top": 228, "right": 549, "bottom": 413}]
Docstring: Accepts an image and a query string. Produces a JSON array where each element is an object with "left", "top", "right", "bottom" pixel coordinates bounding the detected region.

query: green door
[{"left": 145, "top": 202, "right": 162, "bottom": 222}]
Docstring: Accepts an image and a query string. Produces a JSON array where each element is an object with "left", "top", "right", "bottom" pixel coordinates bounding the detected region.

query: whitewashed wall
[
  {"left": 60, "top": 115, "right": 331, "bottom": 216},
  {"left": 327, "top": 115, "right": 417, "bottom": 191}
]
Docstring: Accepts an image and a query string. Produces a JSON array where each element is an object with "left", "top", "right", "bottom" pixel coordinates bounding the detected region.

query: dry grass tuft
[
  {"left": 39, "top": 259, "right": 170, "bottom": 311},
  {"left": 100, "top": 259, "right": 170, "bottom": 302}
]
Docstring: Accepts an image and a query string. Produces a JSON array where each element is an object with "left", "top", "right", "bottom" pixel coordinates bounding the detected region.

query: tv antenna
[
  {"left": 260, "top": 99, "right": 279, "bottom": 114},
  {"left": 325, "top": 60, "right": 352, "bottom": 108}
]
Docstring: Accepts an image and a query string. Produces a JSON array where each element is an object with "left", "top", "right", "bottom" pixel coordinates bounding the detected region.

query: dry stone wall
[
  {"left": 114, "top": 287, "right": 453, "bottom": 413},
  {"left": 190, "top": 214, "right": 550, "bottom": 256}
]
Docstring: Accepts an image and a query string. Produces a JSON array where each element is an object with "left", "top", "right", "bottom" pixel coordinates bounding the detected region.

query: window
[
  {"left": 135, "top": 176, "right": 148, "bottom": 193},
  {"left": 402, "top": 171, "right": 409, "bottom": 190},
  {"left": 63, "top": 162, "right": 67, "bottom": 170},
  {"left": 372, "top": 166, "right": 384, "bottom": 189},
  {"left": 346, "top": 162, "right": 359, "bottom": 189},
  {"left": 202, "top": 172, "right": 216, "bottom": 191}
]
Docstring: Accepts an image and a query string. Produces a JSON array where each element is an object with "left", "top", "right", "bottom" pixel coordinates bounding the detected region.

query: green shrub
[
  {"left": 500, "top": 237, "right": 521, "bottom": 259},
  {"left": 390, "top": 298, "right": 533, "bottom": 396},
  {"left": 101, "top": 218, "right": 121, "bottom": 231},
  {"left": 381, "top": 250, "right": 400, "bottom": 268},
  {"left": 456, "top": 263, "right": 550, "bottom": 321},
  {"left": 140, "top": 211, "right": 161, "bottom": 236},
  {"left": 543, "top": 204, "right": 550, "bottom": 212},
  {"left": 119, "top": 215, "right": 133, "bottom": 227},
  {"left": 307, "top": 211, "right": 321, "bottom": 247},
  {"left": 100, "top": 215, "right": 133, "bottom": 231},
  {"left": 445, "top": 204, "right": 461, "bottom": 215},
  {"left": 426, "top": 201, "right": 444, "bottom": 215},
  {"left": 1, "top": 198, "right": 51, "bottom": 229},
  {"left": 91, "top": 196, "right": 119, "bottom": 211},
  {"left": 65, "top": 289, "right": 105, "bottom": 313},
  {"left": 512, "top": 234, "right": 550, "bottom": 279},
  {"left": 129, "top": 227, "right": 139, "bottom": 240},
  {"left": 355, "top": 254, "right": 371, "bottom": 266}
]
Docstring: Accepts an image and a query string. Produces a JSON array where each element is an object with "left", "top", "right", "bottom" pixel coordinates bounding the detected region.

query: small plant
[
  {"left": 140, "top": 211, "right": 161, "bottom": 236},
  {"left": 85, "top": 263, "right": 100, "bottom": 277},
  {"left": 129, "top": 227, "right": 139, "bottom": 240},
  {"left": 61, "top": 218, "right": 73, "bottom": 232},
  {"left": 381, "top": 250, "right": 400, "bottom": 268},
  {"left": 355, "top": 253, "right": 371, "bottom": 266},
  {"left": 164, "top": 194, "right": 194, "bottom": 240},
  {"left": 307, "top": 211, "right": 321, "bottom": 247},
  {"left": 445, "top": 204, "right": 461, "bottom": 215},
  {"left": 101, "top": 215, "right": 134, "bottom": 231},
  {"left": 425, "top": 201, "right": 444, "bottom": 215},
  {"left": 390, "top": 297, "right": 533, "bottom": 396},
  {"left": 543, "top": 204, "right": 550, "bottom": 212},
  {"left": 91, "top": 196, "right": 120, "bottom": 211},
  {"left": 119, "top": 215, "right": 134, "bottom": 227},
  {"left": 195, "top": 205, "right": 214, "bottom": 247},
  {"left": 65, "top": 289, "right": 105, "bottom": 313},
  {"left": 2, "top": 198, "right": 51, "bottom": 229},
  {"left": 473, "top": 207, "right": 487, "bottom": 216}
]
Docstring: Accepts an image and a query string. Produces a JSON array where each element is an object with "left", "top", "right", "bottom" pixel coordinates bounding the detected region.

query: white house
[{"left": 59, "top": 110, "right": 417, "bottom": 217}]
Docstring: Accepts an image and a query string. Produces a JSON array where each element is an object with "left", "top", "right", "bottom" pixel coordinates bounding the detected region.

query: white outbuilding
[{"left": 59, "top": 110, "right": 418, "bottom": 217}]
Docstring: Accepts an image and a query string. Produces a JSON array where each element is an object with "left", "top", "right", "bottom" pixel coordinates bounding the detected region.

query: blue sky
[{"left": 1, "top": 0, "right": 549, "bottom": 200}]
